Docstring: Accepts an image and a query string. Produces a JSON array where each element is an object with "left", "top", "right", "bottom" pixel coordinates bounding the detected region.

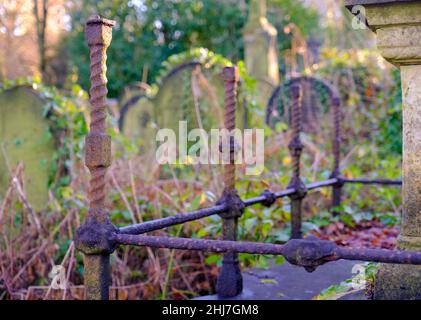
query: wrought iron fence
[{"left": 75, "top": 16, "right": 419, "bottom": 300}]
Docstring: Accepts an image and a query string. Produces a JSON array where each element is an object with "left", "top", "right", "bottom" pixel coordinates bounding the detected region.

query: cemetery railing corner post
[{"left": 74, "top": 15, "right": 116, "bottom": 300}]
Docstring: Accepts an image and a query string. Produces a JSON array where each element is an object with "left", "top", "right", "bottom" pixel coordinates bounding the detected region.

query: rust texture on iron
[
  {"left": 74, "top": 15, "right": 116, "bottom": 301},
  {"left": 330, "top": 95, "right": 343, "bottom": 216},
  {"left": 287, "top": 84, "right": 307, "bottom": 239},
  {"left": 119, "top": 204, "right": 229, "bottom": 235},
  {"left": 222, "top": 66, "right": 238, "bottom": 191},
  {"left": 215, "top": 66, "right": 243, "bottom": 298},
  {"left": 265, "top": 75, "right": 401, "bottom": 230},
  {"left": 342, "top": 178, "right": 402, "bottom": 185},
  {"left": 112, "top": 233, "right": 421, "bottom": 268},
  {"left": 331, "top": 96, "right": 342, "bottom": 178},
  {"left": 85, "top": 15, "right": 115, "bottom": 218}
]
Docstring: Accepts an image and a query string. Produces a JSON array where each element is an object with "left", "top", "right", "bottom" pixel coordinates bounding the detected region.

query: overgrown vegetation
[{"left": 315, "top": 263, "right": 379, "bottom": 300}]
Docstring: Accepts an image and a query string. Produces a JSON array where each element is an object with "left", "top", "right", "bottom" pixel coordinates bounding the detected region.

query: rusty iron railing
[
  {"left": 266, "top": 75, "right": 402, "bottom": 224},
  {"left": 75, "top": 16, "right": 416, "bottom": 300}
]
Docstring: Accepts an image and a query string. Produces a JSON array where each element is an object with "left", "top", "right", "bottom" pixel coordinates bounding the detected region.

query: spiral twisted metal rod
[
  {"left": 332, "top": 96, "right": 341, "bottom": 177},
  {"left": 85, "top": 16, "right": 115, "bottom": 218},
  {"left": 89, "top": 45, "right": 108, "bottom": 133},
  {"left": 222, "top": 67, "right": 238, "bottom": 191},
  {"left": 289, "top": 84, "right": 304, "bottom": 180}
]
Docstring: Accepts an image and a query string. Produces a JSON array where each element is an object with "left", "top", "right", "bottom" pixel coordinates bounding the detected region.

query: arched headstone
[
  {"left": 243, "top": 0, "right": 279, "bottom": 108},
  {"left": 117, "top": 82, "right": 150, "bottom": 110},
  {"left": 119, "top": 94, "right": 158, "bottom": 180},
  {"left": 119, "top": 94, "right": 156, "bottom": 152},
  {"left": 154, "top": 61, "right": 245, "bottom": 134},
  {"left": 266, "top": 76, "right": 337, "bottom": 135},
  {"left": 118, "top": 60, "right": 247, "bottom": 178},
  {"left": 0, "top": 86, "right": 55, "bottom": 211}
]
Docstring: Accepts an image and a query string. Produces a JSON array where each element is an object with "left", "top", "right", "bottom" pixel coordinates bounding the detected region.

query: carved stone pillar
[{"left": 346, "top": 0, "right": 421, "bottom": 299}]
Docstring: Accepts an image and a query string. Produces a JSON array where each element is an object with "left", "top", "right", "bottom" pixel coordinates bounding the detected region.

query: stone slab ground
[{"left": 197, "top": 259, "right": 366, "bottom": 300}]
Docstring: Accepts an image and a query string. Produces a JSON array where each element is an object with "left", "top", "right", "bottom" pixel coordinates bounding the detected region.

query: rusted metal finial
[
  {"left": 85, "top": 15, "right": 115, "bottom": 221},
  {"left": 75, "top": 15, "right": 116, "bottom": 301},
  {"left": 222, "top": 66, "right": 239, "bottom": 191},
  {"left": 216, "top": 66, "right": 244, "bottom": 298},
  {"left": 287, "top": 84, "right": 307, "bottom": 239}
]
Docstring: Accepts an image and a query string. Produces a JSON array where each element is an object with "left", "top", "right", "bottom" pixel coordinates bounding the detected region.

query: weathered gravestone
[
  {"left": 119, "top": 94, "right": 155, "bottom": 150},
  {"left": 266, "top": 76, "right": 337, "bottom": 136},
  {"left": 153, "top": 61, "right": 246, "bottom": 133},
  {"left": 118, "top": 93, "right": 158, "bottom": 180},
  {"left": 0, "top": 86, "right": 55, "bottom": 211},
  {"left": 117, "top": 82, "right": 149, "bottom": 111},
  {"left": 243, "top": 0, "right": 280, "bottom": 108},
  {"left": 118, "top": 82, "right": 154, "bottom": 149}
]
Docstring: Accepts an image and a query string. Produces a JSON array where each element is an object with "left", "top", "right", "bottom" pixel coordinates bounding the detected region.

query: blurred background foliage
[{"left": 64, "top": 0, "right": 320, "bottom": 97}]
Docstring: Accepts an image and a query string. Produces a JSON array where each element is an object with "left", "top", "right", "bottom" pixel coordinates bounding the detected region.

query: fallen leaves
[{"left": 311, "top": 219, "right": 399, "bottom": 249}]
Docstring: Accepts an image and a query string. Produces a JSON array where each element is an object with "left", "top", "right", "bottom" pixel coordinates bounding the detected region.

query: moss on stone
[
  {"left": 373, "top": 263, "right": 421, "bottom": 300},
  {"left": 0, "top": 86, "right": 54, "bottom": 211}
]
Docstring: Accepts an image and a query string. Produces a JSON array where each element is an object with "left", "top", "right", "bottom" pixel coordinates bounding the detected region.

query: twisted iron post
[
  {"left": 287, "top": 84, "right": 306, "bottom": 239},
  {"left": 75, "top": 16, "right": 116, "bottom": 300},
  {"left": 330, "top": 96, "right": 343, "bottom": 216},
  {"left": 215, "top": 66, "right": 244, "bottom": 298}
]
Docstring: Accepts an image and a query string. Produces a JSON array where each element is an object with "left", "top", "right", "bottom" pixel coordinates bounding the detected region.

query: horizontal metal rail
[
  {"left": 113, "top": 234, "right": 285, "bottom": 255},
  {"left": 119, "top": 204, "right": 229, "bottom": 235},
  {"left": 119, "top": 179, "right": 338, "bottom": 235},
  {"left": 112, "top": 234, "right": 421, "bottom": 268},
  {"left": 243, "top": 188, "right": 295, "bottom": 207},
  {"left": 306, "top": 178, "right": 338, "bottom": 190},
  {"left": 342, "top": 178, "right": 402, "bottom": 185}
]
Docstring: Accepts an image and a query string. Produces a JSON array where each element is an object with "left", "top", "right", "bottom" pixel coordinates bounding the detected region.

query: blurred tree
[
  {"left": 33, "top": 0, "right": 48, "bottom": 80},
  {"left": 268, "top": 0, "right": 320, "bottom": 51},
  {"left": 65, "top": 0, "right": 246, "bottom": 97},
  {"left": 64, "top": 0, "right": 320, "bottom": 97},
  {"left": 0, "top": 0, "right": 68, "bottom": 81},
  {"left": 0, "top": 0, "right": 38, "bottom": 79}
]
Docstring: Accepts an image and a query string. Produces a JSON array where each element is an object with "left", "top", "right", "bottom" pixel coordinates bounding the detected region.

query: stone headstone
[
  {"left": 154, "top": 62, "right": 245, "bottom": 133},
  {"left": 119, "top": 60, "right": 247, "bottom": 178},
  {"left": 119, "top": 94, "right": 158, "bottom": 180},
  {"left": 266, "top": 76, "right": 334, "bottom": 135},
  {"left": 307, "top": 36, "right": 322, "bottom": 66},
  {"left": 243, "top": 0, "right": 280, "bottom": 108},
  {"left": 0, "top": 86, "right": 55, "bottom": 211},
  {"left": 118, "top": 82, "right": 149, "bottom": 110},
  {"left": 119, "top": 94, "right": 156, "bottom": 153}
]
